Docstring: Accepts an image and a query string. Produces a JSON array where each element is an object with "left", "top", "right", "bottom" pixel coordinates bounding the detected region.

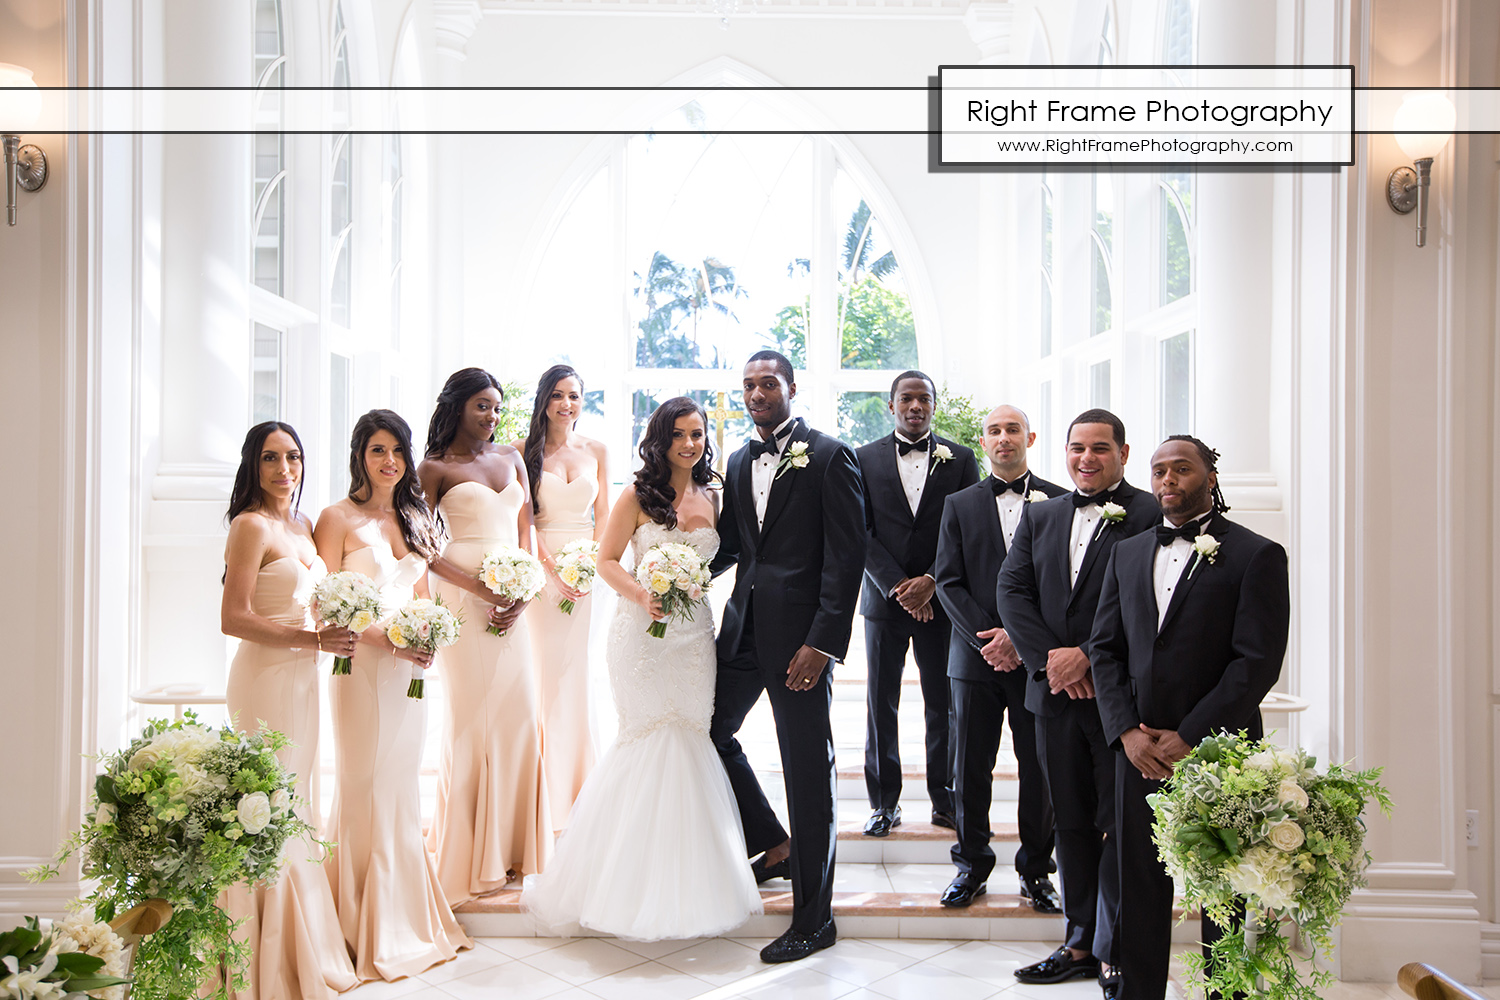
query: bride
[{"left": 521, "top": 396, "right": 762, "bottom": 940}]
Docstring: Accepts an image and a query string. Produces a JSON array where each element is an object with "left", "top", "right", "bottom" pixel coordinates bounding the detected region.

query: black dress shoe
[
  {"left": 1015, "top": 946, "right": 1100, "bottom": 984},
  {"left": 1099, "top": 969, "right": 1122, "bottom": 1000},
  {"left": 930, "top": 810, "right": 957, "bottom": 830},
  {"left": 863, "top": 806, "right": 901, "bottom": 837},
  {"left": 760, "top": 920, "right": 836, "bottom": 963},
  {"left": 939, "top": 876, "right": 987, "bottom": 908},
  {"left": 1019, "top": 874, "right": 1063, "bottom": 914},
  {"left": 750, "top": 855, "right": 790, "bottom": 884}
]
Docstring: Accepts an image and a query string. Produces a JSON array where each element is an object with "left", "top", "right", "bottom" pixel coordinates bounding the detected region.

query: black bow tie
[
  {"left": 896, "top": 436, "right": 930, "bottom": 457},
  {"left": 1072, "top": 488, "right": 1117, "bottom": 509},
  {"left": 990, "top": 476, "right": 1028, "bottom": 497},
  {"left": 1156, "top": 521, "right": 1205, "bottom": 546},
  {"left": 749, "top": 424, "right": 793, "bottom": 461}
]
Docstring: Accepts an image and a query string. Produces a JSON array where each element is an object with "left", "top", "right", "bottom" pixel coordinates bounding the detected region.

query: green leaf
[{"left": 95, "top": 773, "right": 119, "bottom": 804}]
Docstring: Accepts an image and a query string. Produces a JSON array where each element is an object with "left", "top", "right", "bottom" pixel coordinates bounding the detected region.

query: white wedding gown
[{"left": 520, "top": 522, "right": 762, "bottom": 940}]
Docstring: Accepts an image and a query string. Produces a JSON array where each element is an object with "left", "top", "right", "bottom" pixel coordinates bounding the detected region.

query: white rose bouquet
[
  {"left": 634, "top": 541, "right": 712, "bottom": 638},
  {"left": 0, "top": 915, "right": 130, "bottom": 1000},
  {"left": 551, "top": 539, "right": 600, "bottom": 615},
  {"left": 479, "top": 546, "right": 546, "bottom": 635},
  {"left": 1148, "top": 731, "right": 1391, "bottom": 1000},
  {"left": 386, "top": 596, "right": 462, "bottom": 699},
  {"left": 312, "top": 570, "right": 384, "bottom": 675},
  {"left": 26, "top": 713, "right": 310, "bottom": 1000}
]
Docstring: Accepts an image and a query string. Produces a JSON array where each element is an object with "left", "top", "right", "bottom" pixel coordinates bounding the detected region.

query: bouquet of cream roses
[
  {"left": 634, "top": 541, "right": 712, "bottom": 638},
  {"left": 551, "top": 539, "right": 600, "bottom": 615},
  {"left": 1148, "top": 731, "right": 1391, "bottom": 1000},
  {"left": 312, "top": 570, "right": 384, "bottom": 675},
  {"left": 0, "top": 915, "right": 130, "bottom": 1000},
  {"left": 479, "top": 547, "right": 546, "bottom": 634},
  {"left": 386, "top": 596, "right": 462, "bottom": 699},
  {"left": 27, "top": 713, "right": 311, "bottom": 1000}
]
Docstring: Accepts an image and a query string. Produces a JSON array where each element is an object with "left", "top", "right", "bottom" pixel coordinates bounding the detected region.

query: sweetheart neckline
[
  {"left": 441, "top": 479, "right": 522, "bottom": 504},
  {"left": 540, "top": 468, "right": 596, "bottom": 487},
  {"left": 261, "top": 554, "right": 320, "bottom": 573},
  {"left": 342, "top": 546, "right": 425, "bottom": 565}
]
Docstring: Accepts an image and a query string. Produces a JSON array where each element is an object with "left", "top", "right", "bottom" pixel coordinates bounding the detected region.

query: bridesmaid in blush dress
[
  {"left": 512, "top": 365, "right": 610, "bottom": 832},
  {"left": 220, "top": 421, "right": 357, "bottom": 1000},
  {"left": 314, "top": 409, "right": 470, "bottom": 983},
  {"left": 419, "top": 368, "right": 552, "bottom": 904}
]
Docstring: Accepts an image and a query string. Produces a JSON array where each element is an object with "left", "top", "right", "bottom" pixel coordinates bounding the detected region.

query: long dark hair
[
  {"left": 425, "top": 367, "right": 503, "bottom": 458},
  {"left": 635, "top": 396, "right": 718, "bottom": 529},
  {"left": 227, "top": 421, "right": 306, "bottom": 525},
  {"left": 349, "top": 409, "right": 441, "bottom": 559},
  {"left": 523, "top": 364, "right": 582, "bottom": 516}
]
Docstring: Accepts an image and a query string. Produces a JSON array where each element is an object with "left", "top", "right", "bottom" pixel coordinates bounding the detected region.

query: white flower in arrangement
[
  {"left": 1276, "top": 776, "right": 1310, "bottom": 811},
  {"left": 932, "top": 444, "right": 954, "bottom": 464},
  {"left": 50, "top": 914, "right": 127, "bottom": 999},
  {"left": 1027, "top": 490, "right": 1050, "bottom": 503},
  {"left": 94, "top": 802, "right": 117, "bottom": 827},
  {"left": 1091, "top": 501, "right": 1128, "bottom": 541},
  {"left": 479, "top": 547, "right": 546, "bottom": 634},
  {"left": 313, "top": 570, "right": 385, "bottom": 676},
  {"left": 270, "top": 788, "right": 291, "bottom": 814},
  {"left": 635, "top": 541, "right": 713, "bottom": 638},
  {"left": 1188, "top": 532, "right": 1222, "bottom": 579},
  {"left": 236, "top": 792, "right": 272, "bottom": 835},
  {"left": 177, "top": 761, "right": 228, "bottom": 798},
  {"left": 385, "top": 597, "right": 463, "bottom": 698},
  {"left": 552, "top": 539, "right": 601, "bottom": 615},
  {"left": 0, "top": 953, "right": 66, "bottom": 1000},
  {"left": 1267, "top": 819, "right": 1306, "bottom": 852},
  {"left": 1226, "top": 845, "right": 1300, "bottom": 910},
  {"left": 775, "top": 441, "right": 812, "bottom": 479}
]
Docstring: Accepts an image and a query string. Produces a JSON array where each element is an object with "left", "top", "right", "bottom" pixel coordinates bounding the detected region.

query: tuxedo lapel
[
  {"left": 1157, "top": 516, "right": 1219, "bottom": 635},
  {"left": 733, "top": 445, "right": 759, "bottom": 549},
  {"left": 758, "top": 419, "right": 807, "bottom": 539},
  {"left": 872, "top": 434, "right": 913, "bottom": 526},
  {"left": 1070, "top": 516, "right": 1114, "bottom": 602},
  {"left": 979, "top": 483, "right": 1009, "bottom": 562},
  {"left": 912, "top": 437, "right": 947, "bottom": 523}
]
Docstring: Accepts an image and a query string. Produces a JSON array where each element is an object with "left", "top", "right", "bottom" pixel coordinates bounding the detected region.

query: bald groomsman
[
  {"left": 1091, "top": 436, "right": 1289, "bottom": 1000},
  {"left": 934, "top": 405, "right": 1066, "bottom": 910},
  {"left": 996, "top": 409, "right": 1158, "bottom": 999}
]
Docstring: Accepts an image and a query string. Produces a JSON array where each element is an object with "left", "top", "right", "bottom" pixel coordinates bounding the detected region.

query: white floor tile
[
  {"left": 415, "top": 946, "right": 507, "bottom": 986},
  {"left": 884, "top": 864, "right": 960, "bottom": 894},
  {"left": 862, "top": 938, "right": 964, "bottom": 960},
  {"left": 475, "top": 935, "right": 571, "bottom": 960},
  {"left": 733, "top": 966, "right": 864, "bottom": 1000},
  {"left": 610, "top": 937, "right": 705, "bottom": 960},
  {"left": 1003, "top": 978, "right": 1109, "bottom": 1000},
  {"left": 520, "top": 938, "right": 649, "bottom": 985},
  {"left": 795, "top": 939, "right": 922, "bottom": 986},
  {"left": 343, "top": 976, "right": 439, "bottom": 1000},
  {"left": 434, "top": 960, "right": 575, "bottom": 1000},
  {"left": 834, "top": 863, "right": 895, "bottom": 893},
  {"left": 579, "top": 960, "right": 723, "bottom": 1000},
  {"left": 861, "top": 962, "right": 1002, "bottom": 1000},
  {"left": 920, "top": 940, "right": 1034, "bottom": 986},
  {"left": 388, "top": 989, "right": 471, "bottom": 1000},
  {"left": 657, "top": 938, "right": 764, "bottom": 986}
]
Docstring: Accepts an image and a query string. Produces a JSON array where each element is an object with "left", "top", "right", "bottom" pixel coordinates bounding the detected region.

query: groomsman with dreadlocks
[{"left": 1090, "top": 436, "right": 1290, "bottom": 1000}]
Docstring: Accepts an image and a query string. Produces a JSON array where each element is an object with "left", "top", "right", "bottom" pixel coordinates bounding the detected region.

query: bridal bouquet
[
  {"left": 312, "top": 570, "right": 384, "bottom": 675},
  {"left": 386, "top": 596, "right": 462, "bottom": 699},
  {"left": 0, "top": 915, "right": 131, "bottom": 1000},
  {"left": 1149, "top": 731, "right": 1391, "bottom": 1000},
  {"left": 27, "top": 714, "right": 311, "bottom": 1000},
  {"left": 552, "top": 539, "right": 600, "bottom": 615},
  {"left": 479, "top": 546, "right": 546, "bottom": 635},
  {"left": 635, "top": 541, "right": 712, "bottom": 639}
]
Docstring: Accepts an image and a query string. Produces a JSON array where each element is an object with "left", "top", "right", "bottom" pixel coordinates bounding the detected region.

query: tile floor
[{"left": 341, "top": 936, "right": 1498, "bottom": 1000}]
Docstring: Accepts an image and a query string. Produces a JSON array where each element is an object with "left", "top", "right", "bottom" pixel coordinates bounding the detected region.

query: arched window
[
  {"left": 1160, "top": 171, "right": 1193, "bottom": 304},
  {"left": 388, "top": 126, "right": 404, "bottom": 349},
  {"left": 251, "top": 0, "right": 285, "bottom": 296},
  {"left": 1090, "top": 172, "right": 1114, "bottom": 336},
  {"left": 1040, "top": 175, "right": 1054, "bottom": 358},
  {"left": 1162, "top": 0, "right": 1196, "bottom": 68},
  {"left": 329, "top": 4, "right": 352, "bottom": 329},
  {"left": 1096, "top": 3, "right": 1116, "bottom": 66}
]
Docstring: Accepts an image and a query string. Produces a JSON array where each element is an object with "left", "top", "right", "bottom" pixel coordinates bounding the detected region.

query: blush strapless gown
[
  {"left": 525, "top": 465, "right": 600, "bottom": 831},
  {"left": 427, "top": 481, "right": 552, "bottom": 904},
  {"left": 224, "top": 555, "right": 357, "bottom": 1000},
  {"left": 327, "top": 542, "right": 470, "bottom": 981}
]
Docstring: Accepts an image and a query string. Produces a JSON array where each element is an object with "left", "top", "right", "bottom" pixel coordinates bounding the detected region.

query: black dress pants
[{"left": 863, "top": 613, "right": 953, "bottom": 814}]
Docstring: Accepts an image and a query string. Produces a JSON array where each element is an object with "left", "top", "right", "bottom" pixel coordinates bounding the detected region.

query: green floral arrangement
[
  {"left": 28, "top": 714, "right": 316, "bottom": 1000},
  {"left": 1149, "top": 731, "right": 1392, "bottom": 1000},
  {"left": 0, "top": 915, "right": 131, "bottom": 999},
  {"left": 931, "top": 383, "right": 984, "bottom": 477}
]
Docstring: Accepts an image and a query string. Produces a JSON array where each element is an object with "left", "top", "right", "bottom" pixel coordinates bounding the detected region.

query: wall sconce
[
  {"left": 1385, "top": 92, "right": 1456, "bottom": 248},
  {"left": 0, "top": 62, "right": 48, "bottom": 228}
]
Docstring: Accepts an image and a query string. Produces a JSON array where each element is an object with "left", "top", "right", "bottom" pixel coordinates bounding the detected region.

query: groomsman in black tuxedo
[
  {"left": 710, "top": 350, "right": 867, "bottom": 964},
  {"left": 1091, "top": 436, "right": 1289, "bottom": 1000},
  {"left": 856, "top": 371, "right": 979, "bottom": 838},
  {"left": 934, "top": 404, "right": 1066, "bottom": 910},
  {"left": 996, "top": 408, "right": 1158, "bottom": 997}
]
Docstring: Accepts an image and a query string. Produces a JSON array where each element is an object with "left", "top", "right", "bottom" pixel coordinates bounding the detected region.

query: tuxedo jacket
[
  {"left": 995, "top": 481, "right": 1160, "bottom": 716},
  {"left": 855, "top": 433, "right": 979, "bottom": 622},
  {"left": 712, "top": 418, "right": 867, "bottom": 673},
  {"left": 934, "top": 472, "right": 1068, "bottom": 682},
  {"left": 1090, "top": 514, "right": 1290, "bottom": 749}
]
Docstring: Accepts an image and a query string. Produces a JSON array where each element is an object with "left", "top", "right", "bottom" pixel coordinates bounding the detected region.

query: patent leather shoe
[
  {"left": 1018, "top": 874, "right": 1063, "bottom": 914},
  {"left": 930, "top": 810, "right": 957, "bottom": 830},
  {"left": 760, "top": 920, "right": 836, "bottom": 963},
  {"left": 863, "top": 806, "right": 901, "bottom": 837},
  {"left": 939, "top": 876, "right": 987, "bottom": 908},
  {"left": 750, "top": 854, "right": 790, "bottom": 884},
  {"left": 1014, "top": 946, "right": 1100, "bottom": 984}
]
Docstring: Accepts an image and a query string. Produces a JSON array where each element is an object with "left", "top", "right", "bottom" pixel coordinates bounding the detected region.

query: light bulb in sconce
[
  {"left": 1386, "top": 92, "right": 1456, "bottom": 249},
  {"left": 1, "top": 62, "right": 48, "bottom": 227}
]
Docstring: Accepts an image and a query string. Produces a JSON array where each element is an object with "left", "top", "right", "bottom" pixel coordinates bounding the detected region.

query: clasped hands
[
  {"left": 1120, "top": 725, "right": 1191, "bottom": 781},
  {"left": 1045, "top": 645, "right": 1094, "bottom": 699},
  {"left": 484, "top": 592, "right": 528, "bottom": 634},
  {"left": 892, "top": 575, "right": 936, "bottom": 622}
]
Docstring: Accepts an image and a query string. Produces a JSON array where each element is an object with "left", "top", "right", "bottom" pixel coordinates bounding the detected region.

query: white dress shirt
[
  {"left": 1068, "top": 480, "right": 1123, "bottom": 587},
  {"left": 893, "top": 431, "right": 930, "bottom": 516},
  {"left": 750, "top": 415, "right": 797, "bottom": 530},
  {"left": 1153, "top": 511, "right": 1213, "bottom": 630},
  {"left": 994, "top": 475, "right": 1030, "bottom": 551}
]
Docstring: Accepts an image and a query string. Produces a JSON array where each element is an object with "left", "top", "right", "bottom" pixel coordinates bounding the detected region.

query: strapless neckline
[
  {"left": 262, "top": 554, "right": 319, "bottom": 573},
  {"left": 442, "top": 479, "right": 522, "bottom": 504},
  {"left": 541, "top": 470, "right": 594, "bottom": 488}
]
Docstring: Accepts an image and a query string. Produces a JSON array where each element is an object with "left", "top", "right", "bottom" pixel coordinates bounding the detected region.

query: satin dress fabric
[
  {"left": 328, "top": 543, "right": 471, "bottom": 982},
  {"left": 525, "top": 464, "right": 600, "bottom": 831},
  {"left": 224, "top": 555, "right": 358, "bottom": 1000},
  {"left": 427, "top": 481, "right": 552, "bottom": 904}
]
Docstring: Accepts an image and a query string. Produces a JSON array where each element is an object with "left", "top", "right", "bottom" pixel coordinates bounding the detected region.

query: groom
[{"left": 711, "top": 350, "right": 867, "bottom": 964}]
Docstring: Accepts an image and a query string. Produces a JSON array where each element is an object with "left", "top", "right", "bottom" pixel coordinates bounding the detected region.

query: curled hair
[
  {"left": 425, "top": 367, "right": 503, "bottom": 458},
  {"left": 1067, "top": 407, "right": 1127, "bottom": 448},
  {"left": 523, "top": 364, "right": 582, "bottom": 516},
  {"left": 349, "top": 409, "right": 441, "bottom": 559},
  {"left": 746, "top": 349, "right": 794, "bottom": 386},
  {"left": 634, "top": 396, "right": 718, "bottom": 529},
  {"left": 889, "top": 369, "right": 936, "bottom": 399},
  {"left": 227, "top": 421, "right": 305, "bottom": 525},
  {"left": 1164, "top": 434, "right": 1232, "bottom": 513}
]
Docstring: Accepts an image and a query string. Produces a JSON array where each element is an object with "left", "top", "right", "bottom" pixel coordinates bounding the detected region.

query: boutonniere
[
  {"left": 1093, "top": 501, "right": 1127, "bottom": 541},
  {"left": 1188, "top": 533, "right": 1220, "bottom": 578},
  {"left": 931, "top": 443, "right": 953, "bottom": 465},
  {"left": 1027, "top": 489, "right": 1049, "bottom": 504},
  {"left": 775, "top": 440, "right": 811, "bottom": 479}
]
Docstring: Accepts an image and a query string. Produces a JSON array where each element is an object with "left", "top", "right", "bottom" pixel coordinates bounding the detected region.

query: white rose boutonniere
[
  {"left": 775, "top": 440, "right": 812, "bottom": 479},
  {"left": 1188, "top": 532, "right": 1220, "bottom": 578},
  {"left": 1027, "top": 490, "right": 1049, "bottom": 504},
  {"left": 931, "top": 443, "right": 953, "bottom": 465},
  {"left": 1093, "top": 501, "right": 1127, "bottom": 541}
]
